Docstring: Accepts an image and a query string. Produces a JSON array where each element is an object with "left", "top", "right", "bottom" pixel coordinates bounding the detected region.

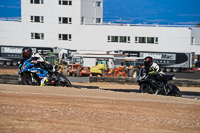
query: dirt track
[
  {"left": 0, "top": 83, "right": 200, "bottom": 133},
  {"left": 0, "top": 69, "right": 200, "bottom": 133}
]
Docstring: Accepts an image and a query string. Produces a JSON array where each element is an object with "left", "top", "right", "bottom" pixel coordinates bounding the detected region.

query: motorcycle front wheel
[
  {"left": 21, "top": 74, "right": 40, "bottom": 86},
  {"left": 139, "top": 83, "right": 150, "bottom": 93}
]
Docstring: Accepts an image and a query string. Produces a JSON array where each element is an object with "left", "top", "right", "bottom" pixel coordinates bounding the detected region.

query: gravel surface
[
  {"left": 0, "top": 84, "right": 200, "bottom": 133},
  {"left": 0, "top": 69, "right": 200, "bottom": 133}
]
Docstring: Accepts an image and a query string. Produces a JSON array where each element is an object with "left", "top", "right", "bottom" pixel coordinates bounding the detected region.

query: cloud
[
  {"left": 146, "top": 19, "right": 168, "bottom": 23},
  {"left": 6, "top": 5, "right": 20, "bottom": 9},
  {"left": 178, "top": 14, "right": 200, "bottom": 17},
  {"left": 0, "top": 17, "right": 21, "bottom": 21},
  {"left": 0, "top": 5, "right": 20, "bottom": 9},
  {"left": 175, "top": 21, "right": 199, "bottom": 25}
]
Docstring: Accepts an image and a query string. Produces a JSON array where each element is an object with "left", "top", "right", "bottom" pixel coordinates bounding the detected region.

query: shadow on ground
[{"left": 101, "top": 88, "right": 200, "bottom": 99}]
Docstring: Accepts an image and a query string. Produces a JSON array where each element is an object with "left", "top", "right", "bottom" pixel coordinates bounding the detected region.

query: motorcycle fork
[
  {"left": 164, "top": 84, "right": 171, "bottom": 95},
  {"left": 30, "top": 73, "right": 35, "bottom": 83},
  {"left": 148, "top": 85, "right": 154, "bottom": 94}
]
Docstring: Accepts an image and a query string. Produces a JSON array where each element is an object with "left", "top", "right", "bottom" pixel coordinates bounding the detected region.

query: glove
[{"left": 159, "top": 71, "right": 165, "bottom": 76}]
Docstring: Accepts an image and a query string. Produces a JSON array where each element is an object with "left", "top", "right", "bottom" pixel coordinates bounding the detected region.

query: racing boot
[
  {"left": 44, "top": 79, "right": 51, "bottom": 86},
  {"left": 45, "top": 74, "right": 52, "bottom": 86},
  {"left": 40, "top": 76, "right": 51, "bottom": 86},
  {"left": 40, "top": 77, "right": 48, "bottom": 86}
]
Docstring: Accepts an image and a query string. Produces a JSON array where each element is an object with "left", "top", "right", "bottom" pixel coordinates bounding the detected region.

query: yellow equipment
[
  {"left": 90, "top": 64, "right": 107, "bottom": 77},
  {"left": 44, "top": 52, "right": 67, "bottom": 74}
]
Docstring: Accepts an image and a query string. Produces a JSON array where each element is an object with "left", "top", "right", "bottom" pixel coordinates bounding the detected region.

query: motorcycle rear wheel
[
  {"left": 169, "top": 84, "right": 182, "bottom": 97},
  {"left": 58, "top": 76, "right": 72, "bottom": 87}
]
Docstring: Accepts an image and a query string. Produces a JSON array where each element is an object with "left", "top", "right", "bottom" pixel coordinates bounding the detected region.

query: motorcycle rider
[
  {"left": 19, "top": 47, "right": 33, "bottom": 71},
  {"left": 139, "top": 56, "right": 165, "bottom": 93},
  {"left": 19, "top": 47, "right": 54, "bottom": 86},
  {"left": 144, "top": 56, "right": 164, "bottom": 74}
]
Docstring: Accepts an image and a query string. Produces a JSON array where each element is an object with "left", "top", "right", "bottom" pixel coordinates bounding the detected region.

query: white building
[{"left": 0, "top": 0, "right": 200, "bottom": 56}]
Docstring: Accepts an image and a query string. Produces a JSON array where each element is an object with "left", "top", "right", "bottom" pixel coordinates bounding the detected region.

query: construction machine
[
  {"left": 43, "top": 47, "right": 74, "bottom": 75},
  {"left": 63, "top": 63, "right": 90, "bottom": 77},
  {"left": 123, "top": 58, "right": 140, "bottom": 78},
  {"left": 63, "top": 56, "right": 91, "bottom": 77},
  {"left": 44, "top": 52, "right": 68, "bottom": 74},
  {"left": 90, "top": 57, "right": 140, "bottom": 78},
  {"left": 90, "top": 59, "right": 108, "bottom": 77}
]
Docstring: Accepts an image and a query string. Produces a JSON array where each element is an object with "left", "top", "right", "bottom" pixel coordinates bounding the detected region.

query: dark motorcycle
[
  {"left": 18, "top": 58, "right": 72, "bottom": 87},
  {"left": 137, "top": 71, "right": 181, "bottom": 97}
]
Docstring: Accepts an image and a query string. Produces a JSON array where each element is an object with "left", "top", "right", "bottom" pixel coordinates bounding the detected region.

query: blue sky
[{"left": 0, "top": 0, "right": 200, "bottom": 25}]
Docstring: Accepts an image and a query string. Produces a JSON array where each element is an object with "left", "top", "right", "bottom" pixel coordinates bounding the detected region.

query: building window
[
  {"left": 191, "top": 37, "right": 195, "bottom": 45},
  {"left": 108, "top": 36, "right": 130, "bottom": 43},
  {"left": 59, "top": 34, "right": 72, "bottom": 41},
  {"left": 59, "top": 0, "right": 72, "bottom": 5},
  {"left": 139, "top": 37, "right": 146, "bottom": 43},
  {"left": 96, "top": 18, "right": 101, "bottom": 23},
  {"left": 147, "top": 37, "right": 154, "bottom": 43},
  {"left": 81, "top": 17, "right": 85, "bottom": 25},
  {"left": 135, "top": 37, "right": 138, "bottom": 43},
  {"left": 31, "top": 33, "right": 44, "bottom": 40},
  {"left": 135, "top": 37, "right": 158, "bottom": 44},
  {"left": 155, "top": 37, "right": 158, "bottom": 44},
  {"left": 111, "top": 36, "right": 118, "bottom": 42},
  {"left": 30, "top": 0, "right": 43, "bottom": 4},
  {"left": 93, "top": 1, "right": 102, "bottom": 7},
  {"left": 59, "top": 17, "right": 72, "bottom": 24},
  {"left": 31, "top": 16, "right": 44, "bottom": 23},
  {"left": 96, "top": 2, "right": 102, "bottom": 7}
]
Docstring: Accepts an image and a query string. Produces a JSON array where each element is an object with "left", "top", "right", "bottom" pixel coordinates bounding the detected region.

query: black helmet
[
  {"left": 144, "top": 56, "right": 153, "bottom": 68},
  {"left": 22, "top": 47, "right": 32, "bottom": 59}
]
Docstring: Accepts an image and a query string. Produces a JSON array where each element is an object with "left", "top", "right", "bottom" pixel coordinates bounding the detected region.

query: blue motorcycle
[{"left": 18, "top": 58, "right": 72, "bottom": 87}]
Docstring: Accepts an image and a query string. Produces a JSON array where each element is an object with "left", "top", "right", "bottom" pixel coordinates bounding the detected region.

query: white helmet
[{"left": 31, "top": 53, "right": 44, "bottom": 62}]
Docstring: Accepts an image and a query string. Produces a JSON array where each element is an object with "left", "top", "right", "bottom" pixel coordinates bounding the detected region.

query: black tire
[
  {"left": 58, "top": 76, "right": 72, "bottom": 87},
  {"left": 155, "top": 87, "right": 166, "bottom": 95},
  {"left": 76, "top": 68, "right": 81, "bottom": 77},
  {"left": 166, "top": 68, "right": 171, "bottom": 72},
  {"left": 128, "top": 68, "right": 138, "bottom": 78},
  {"left": 169, "top": 84, "right": 182, "bottom": 97},
  {"left": 21, "top": 74, "right": 40, "bottom": 86},
  {"left": 6, "top": 61, "right": 12, "bottom": 66},
  {"left": 161, "top": 68, "right": 165, "bottom": 72},
  {"left": 64, "top": 69, "right": 71, "bottom": 77},
  {"left": 0, "top": 61, "right": 5, "bottom": 66},
  {"left": 102, "top": 69, "right": 106, "bottom": 77},
  {"left": 12, "top": 61, "right": 18, "bottom": 66},
  {"left": 139, "top": 83, "right": 149, "bottom": 93}
]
